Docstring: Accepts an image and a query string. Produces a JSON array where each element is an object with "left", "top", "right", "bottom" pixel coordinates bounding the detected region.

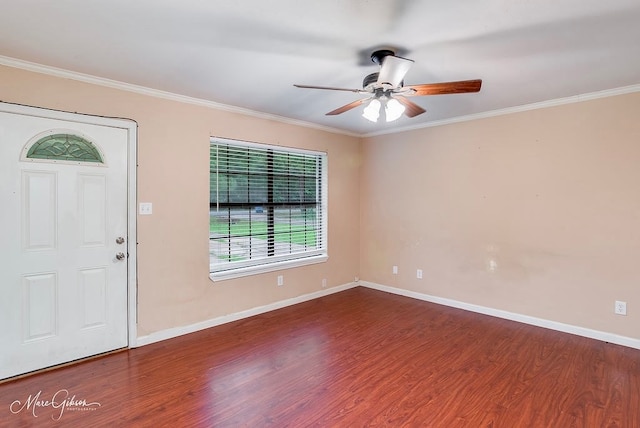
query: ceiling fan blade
[
  {"left": 394, "top": 96, "right": 426, "bottom": 118},
  {"left": 405, "top": 79, "right": 482, "bottom": 96},
  {"left": 326, "top": 98, "right": 369, "bottom": 116},
  {"left": 377, "top": 55, "right": 414, "bottom": 88},
  {"left": 294, "top": 84, "right": 368, "bottom": 94}
]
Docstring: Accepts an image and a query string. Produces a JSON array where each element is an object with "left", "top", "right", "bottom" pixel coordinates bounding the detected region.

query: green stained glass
[{"left": 26, "top": 134, "right": 103, "bottom": 163}]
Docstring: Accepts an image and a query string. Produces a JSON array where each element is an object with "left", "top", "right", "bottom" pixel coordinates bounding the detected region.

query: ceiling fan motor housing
[
  {"left": 362, "top": 72, "right": 379, "bottom": 89},
  {"left": 362, "top": 72, "right": 403, "bottom": 93}
]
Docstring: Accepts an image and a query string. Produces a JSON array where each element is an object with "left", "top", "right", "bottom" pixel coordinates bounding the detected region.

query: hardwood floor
[{"left": 1, "top": 287, "right": 639, "bottom": 427}]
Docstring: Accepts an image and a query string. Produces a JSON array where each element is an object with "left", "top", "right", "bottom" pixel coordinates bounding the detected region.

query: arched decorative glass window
[{"left": 24, "top": 133, "right": 104, "bottom": 164}]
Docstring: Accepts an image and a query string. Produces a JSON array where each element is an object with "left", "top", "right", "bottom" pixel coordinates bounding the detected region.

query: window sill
[{"left": 209, "top": 254, "right": 328, "bottom": 282}]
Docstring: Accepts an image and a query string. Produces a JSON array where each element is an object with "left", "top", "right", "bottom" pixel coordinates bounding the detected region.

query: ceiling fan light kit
[
  {"left": 294, "top": 49, "right": 482, "bottom": 124},
  {"left": 362, "top": 96, "right": 406, "bottom": 123}
]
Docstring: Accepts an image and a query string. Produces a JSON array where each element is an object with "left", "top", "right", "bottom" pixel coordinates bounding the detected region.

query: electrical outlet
[
  {"left": 277, "top": 275, "right": 283, "bottom": 286},
  {"left": 322, "top": 278, "right": 327, "bottom": 288},
  {"left": 139, "top": 202, "right": 153, "bottom": 215},
  {"left": 417, "top": 269, "right": 423, "bottom": 279},
  {"left": 615, "top": 301, "right": 627, "bottom": 315},
  {"left": 392, "top": 265, "right": 398, "bottom": 274}
]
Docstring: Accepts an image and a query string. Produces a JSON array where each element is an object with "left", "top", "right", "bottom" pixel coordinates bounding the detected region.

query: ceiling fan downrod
[{"left": 370, "top": 49, "right": 396, "bottom": 66}]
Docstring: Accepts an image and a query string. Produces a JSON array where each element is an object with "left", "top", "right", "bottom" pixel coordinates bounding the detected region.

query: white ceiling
[{"left": 1, "top": 0, "right": 639, "bottom": 136}]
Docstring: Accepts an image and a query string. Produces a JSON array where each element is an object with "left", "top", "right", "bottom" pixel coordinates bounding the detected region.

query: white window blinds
[{"left": 210, "top": 138, "right": 327, "bottom": 274}]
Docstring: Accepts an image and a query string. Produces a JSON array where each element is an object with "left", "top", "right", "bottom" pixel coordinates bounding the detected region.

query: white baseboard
[
  {"left": 135, "top": 282, "right": 359, "bottom": 347},
  {"left": 360, "top": 281, "right": 640, "bottom": 350},
  {"left": 135, "top": 280, "right": 640, "bottom": 350}
]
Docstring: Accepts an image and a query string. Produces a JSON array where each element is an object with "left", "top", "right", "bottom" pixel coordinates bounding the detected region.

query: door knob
[
  {"left": 116, "top": 237, "right": 125, "bottom": 244},
  {"left": 115, "top": 252, "right": 126, "bottom": 261}
]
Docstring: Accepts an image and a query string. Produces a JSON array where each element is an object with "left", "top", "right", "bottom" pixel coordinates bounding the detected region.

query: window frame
[{"left": 209, "top": 137, "right": 328, "bottom": 282}]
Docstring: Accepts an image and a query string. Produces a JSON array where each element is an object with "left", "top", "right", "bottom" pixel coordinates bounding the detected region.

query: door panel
[
  {"left": 79, "top": 174, "right": 107, "bottom": 246},
  {"left": 22, "top": 171, "right": 57, "bottom": 250},
  {"left": 80, "top": 268, "right": 107, "bottom": 328},
  {"left": 0, "top": 108, "right": 130, "bottom": 380},
  {"left": 23, "top": 273, "right": 58, "bottom": 341}
]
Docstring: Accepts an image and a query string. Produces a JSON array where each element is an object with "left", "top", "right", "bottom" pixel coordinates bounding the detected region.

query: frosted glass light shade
[
  {"left": 385, "top": 98, "right": 405, "bottom": 122},
  {"left": 362, "top": 99, "right": 381, "bottom": 122}
]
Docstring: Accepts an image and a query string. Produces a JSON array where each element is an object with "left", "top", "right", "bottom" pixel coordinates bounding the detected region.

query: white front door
[{"left": 0, "top": 104, "right": 134, "bottom": 380}]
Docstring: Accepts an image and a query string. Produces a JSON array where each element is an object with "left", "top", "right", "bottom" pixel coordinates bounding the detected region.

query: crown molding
[
  {"left": 363, "top": 84, "right": 640, "bottom": 138},
  {"left": 0, "top": 55, "right": 360, "bottom": 138},
  {"left": 2, "top": 55, "right": 639, "bottom": 139}
]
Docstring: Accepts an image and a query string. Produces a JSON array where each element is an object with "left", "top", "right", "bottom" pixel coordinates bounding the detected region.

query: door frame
[{"left": 1, "top": 101, "right": 138, "bottom": 347}]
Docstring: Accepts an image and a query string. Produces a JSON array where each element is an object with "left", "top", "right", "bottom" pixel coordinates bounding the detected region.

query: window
[
  {"left": 209, "top": 137, "right": 327, "bottom": 280},
  {"left": 23, "top": 132, "right": 104, "bottom": 164}
]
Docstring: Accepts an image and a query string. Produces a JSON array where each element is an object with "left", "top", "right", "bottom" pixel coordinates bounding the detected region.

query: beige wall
[
  {"left": 361, "top": 92, "right": 640, "bottom": 340},
  {"left": 0, "top": 65, "right": 361, "bottom": 337},
  {"left": 3, "top": 63, "right": 638, "bottom": 343}
]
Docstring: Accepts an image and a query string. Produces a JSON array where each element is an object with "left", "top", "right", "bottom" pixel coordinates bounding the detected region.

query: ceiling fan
[{"left": 294, "top": 49, "right": 482, "bottom": 123}]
